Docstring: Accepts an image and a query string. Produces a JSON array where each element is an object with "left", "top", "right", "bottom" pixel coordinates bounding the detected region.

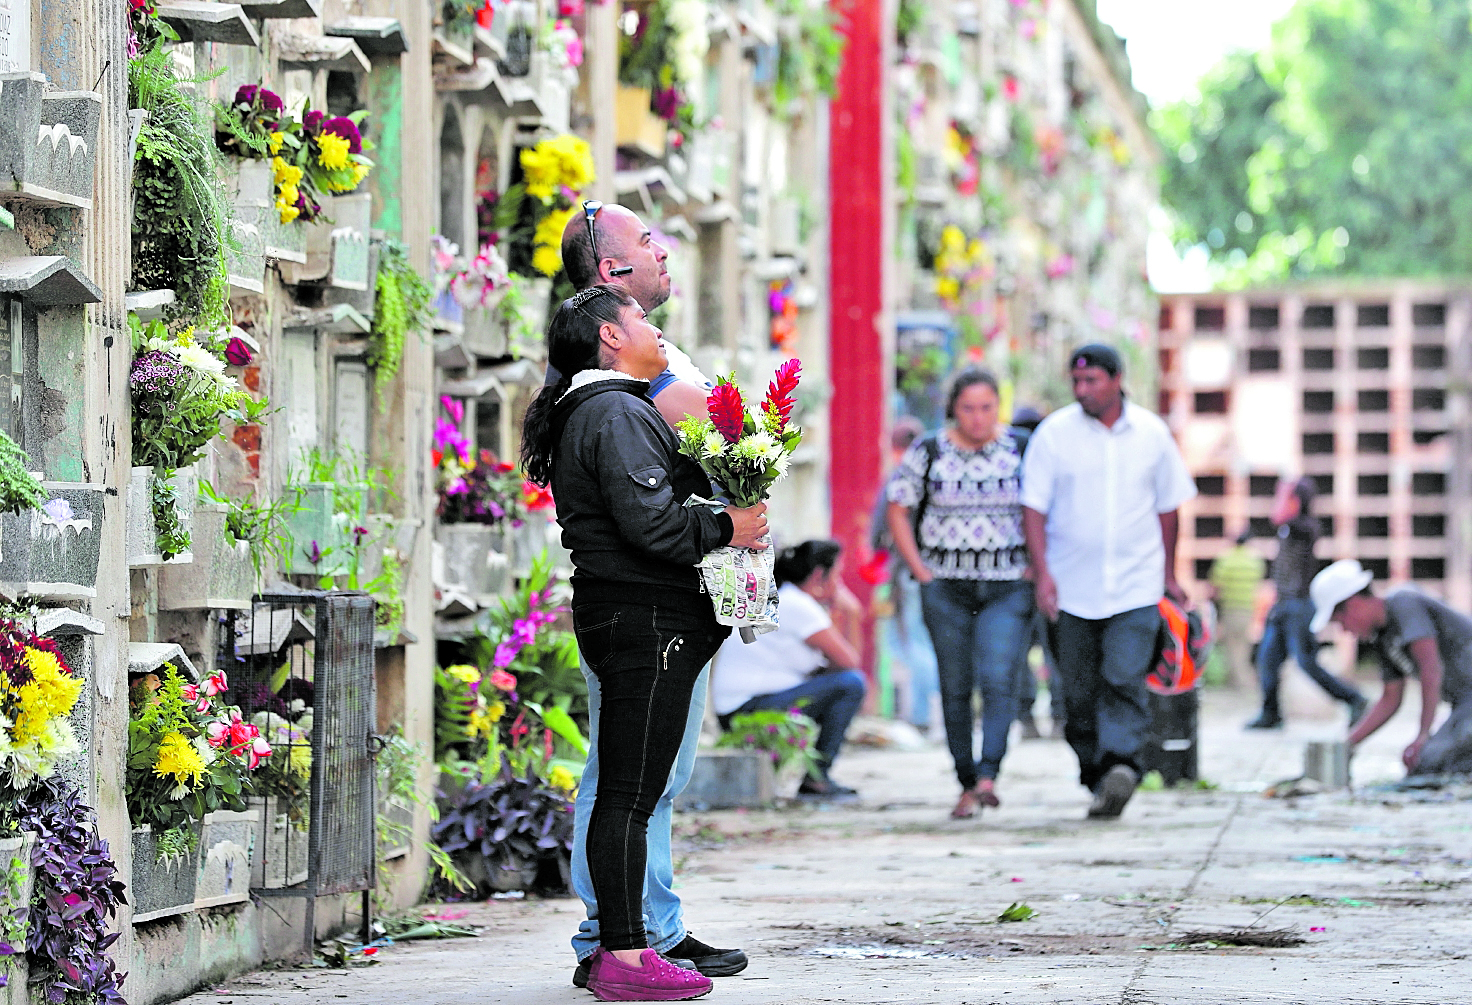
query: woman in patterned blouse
[{"left": 884, "top": 368, "right": 1034, "bottom": 819}]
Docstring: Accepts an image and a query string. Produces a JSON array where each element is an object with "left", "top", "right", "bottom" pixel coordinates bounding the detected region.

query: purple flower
[
  {"left": 494, "top": 640, "right": 520, "bottom": 668},
  {"left": 306, "top": 540, "right": 323, "bottom": 565},
  {"left": 258, "top": 87, "right": 284, "bottom": 113},
  {"left": 130, "top": 349, "right": 185, "bottom": 394},
  {"left": 224, "top": 336, "right": 253, "bottom": 366},
  {"left": 303, "top": 109, "right": 325, "bottom": 132},
  {"left": 652, "top": 86, "right": 682, "bottom": 121},
  {"left": 352, "top": 525, "right": 369, "bottom": 546},
  {"left": 322, "top": 115, "right": 363, "bottom": 154},
  {"left": 234, "top": 84, "right": 258, "bottom": 108}
]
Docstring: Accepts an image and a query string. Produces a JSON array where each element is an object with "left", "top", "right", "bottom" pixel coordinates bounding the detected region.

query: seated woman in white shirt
[{"left": 711, "top": 540, "right": 868, "bottom": 798}]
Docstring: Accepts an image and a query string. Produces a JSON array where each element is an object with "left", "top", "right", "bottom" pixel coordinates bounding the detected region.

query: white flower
[
  {"left": 288, "top": 699, "right": 306, "bottom": 714},
  {"left": 773, "top": 452, "right": 792, "bottom": 481},
  {"left": 666, "top": 0, "right": 709, "bottom": 90},
  {"left": 702, "top": 431, "right": 728, "bottom": 458},
  {"left": 732, "top": 431, "right": 781, "bottom": 463},
  {"left": 193, "top": 732, "right": 218, "bottom": 767},
  {"left": 175, "top": 343, "right": 226, "bottom": 378}
]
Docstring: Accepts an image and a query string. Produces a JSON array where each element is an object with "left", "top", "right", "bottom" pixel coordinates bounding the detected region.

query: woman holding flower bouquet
[
  {"left": 522, "top": 285, "right": 768, "bottom": 1001},
  {"left": 885, "top": 367, "right": 1035, "bottom": 820}
]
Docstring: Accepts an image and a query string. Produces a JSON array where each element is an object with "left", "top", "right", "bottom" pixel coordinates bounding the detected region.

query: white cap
[{"left": 1309, "top": 559, "right": 1374, "bottom": 634}]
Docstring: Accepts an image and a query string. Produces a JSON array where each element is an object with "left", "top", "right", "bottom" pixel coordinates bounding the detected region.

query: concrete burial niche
[
  {"left": 0, "top": 483, "right": 105, "bottom": 600},
  {"left": 0, "top": 71, "right": 102, "bottom": 209},
  {"left": 158, "top": 504, "right": 256, "bottom": 611},
  {"left": 125, "top": 465, "right": 197, "bottom": 567},
  {"left": 130, "top": 822, "right": 204, "bottom": 924},
  {"left": 196, "top": 808, "right": 259, "bottom": 909},
  {"left": 0, "top": 831, "right": 36, "bottom": 1005}
]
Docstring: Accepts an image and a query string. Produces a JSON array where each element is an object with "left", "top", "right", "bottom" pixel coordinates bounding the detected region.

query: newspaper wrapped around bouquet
[{"left": 676, "top": 360, "right": 803, "bottom": 643}]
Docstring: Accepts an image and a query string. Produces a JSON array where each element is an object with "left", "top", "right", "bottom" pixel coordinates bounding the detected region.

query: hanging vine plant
[
  {"left": 772, "top": 0, "right": 845, "bottom": 114},
  {"left": 369, "top": 240, "right": 435, "bottom": 391},
  {"left": 128, "top": 27, "right": 231, "bottom": 328}
]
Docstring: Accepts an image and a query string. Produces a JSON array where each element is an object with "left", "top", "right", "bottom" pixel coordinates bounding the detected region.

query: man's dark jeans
[
  {"left": 919, "top": 578, "right": 1034, "bottom": 789},
  {"left": 1052, "top": 605, "right": 1161, "bottom": 792},
  {"left": 1256, "top": 595, "right": 1362, "bottom": 716},
  {"left": 573, "top": 600, "right": 728, "bottom": 952},
  {"left": 719, "top": 670, "right": 867, "bottom": 773}
]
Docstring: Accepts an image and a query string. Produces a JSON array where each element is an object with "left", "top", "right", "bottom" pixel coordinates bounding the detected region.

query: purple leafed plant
[
  {"left": 431, "top": 763, "right": 573, "bottom": 896},
  {"left": 5, "top": 776, "right": 128, "bottom": 1004}
]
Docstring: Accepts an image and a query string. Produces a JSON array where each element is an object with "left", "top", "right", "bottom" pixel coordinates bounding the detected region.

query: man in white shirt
[{"left": 1020, "top": 344, "right": 1197, "bottom": 819}]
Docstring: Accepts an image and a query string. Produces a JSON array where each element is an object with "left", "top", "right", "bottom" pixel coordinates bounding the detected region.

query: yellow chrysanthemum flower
[
  {"left": 519, "top": 134, "right": 596, "bottom": 201},
  {"left": 272, "top": 155, "right": 303, "bottom": 188},
  {"left": 351, "top": 161, "right": 371, "bottom": 187},
  {"left": 445, "top": 665, "right": 482, "bottom": 685},
  {"left": 268, "top": 131, "right": 284, "bottom": 155},
  {"left": 548, "top": 765, "right": 577, "bottom": 792},
  {"left": 532, "top": 244, "right": 563, "bottom": 277},
  {"left": 277, "top": 201, "right": 301, "bottom": 225},
  {"left": 487, "top": 699, "right": 505, "bottom": 724},
  {"left": 6, "top": 648, "right": 83, "bottom": 745},
  {"left": 316, "top": 132, "right": 350, "bottom": 171},
  {"left": 154, "top": 731, "right": 207, "bottom": 790},
  {"left": 935, "top": 276, "right": 961, "bottom": 301}
]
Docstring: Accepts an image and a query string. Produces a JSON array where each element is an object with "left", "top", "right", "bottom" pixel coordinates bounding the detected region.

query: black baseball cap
[{"left": 1069, "top": 343, "right": 1122, "bottom": 378}]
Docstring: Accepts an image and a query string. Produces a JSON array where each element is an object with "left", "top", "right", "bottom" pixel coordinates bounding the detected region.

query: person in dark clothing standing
[
  {"left": 521, "top": 285, "right": 768, "bottom": 1001},
  {"left": 1247, "top": 477, "right": 1367, "bottom": 729}
]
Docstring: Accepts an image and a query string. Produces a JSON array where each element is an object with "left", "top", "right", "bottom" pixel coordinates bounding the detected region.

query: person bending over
[
  {"left": 521, "top": 285, "right": 767, "bottom": 1001},
  {"left": 711, "top": 540, "right": 867, "bottom": 799},
  {"left": 1312, "top": 560, "right": 1472, "bottom": 777}
]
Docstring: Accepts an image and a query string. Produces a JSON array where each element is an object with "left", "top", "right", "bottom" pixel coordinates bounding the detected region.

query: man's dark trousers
[{"left": 1051, "top": 605, "right": 1161, "bottom": 791}]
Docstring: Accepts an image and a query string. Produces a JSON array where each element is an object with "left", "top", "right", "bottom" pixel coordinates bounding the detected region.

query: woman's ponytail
[{"left": 521, "top": 374, "right": 573, "bottom": 486}]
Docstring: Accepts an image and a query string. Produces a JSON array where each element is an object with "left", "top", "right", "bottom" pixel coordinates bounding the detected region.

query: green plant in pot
[
  {"left": 200, "top": 480, "right": 299, "bottom": 585},
  {"left": 130, "top": 315, "right": 266, "bottom": 560},
  {"left": 129, "top": 25, "right": 231, "bottom": 328}
]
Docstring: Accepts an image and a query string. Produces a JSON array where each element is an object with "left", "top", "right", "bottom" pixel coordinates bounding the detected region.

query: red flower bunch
[
  {"left": 708, "top": 382, "right": 747, "bottom": 444},
  {"left": 761, "top": 358, "right": 801, "bottom": 434}
]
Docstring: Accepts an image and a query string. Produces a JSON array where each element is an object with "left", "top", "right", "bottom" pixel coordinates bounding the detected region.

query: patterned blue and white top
[{"left": 885, "top": 431, "right": 1027, "bottom": 581}]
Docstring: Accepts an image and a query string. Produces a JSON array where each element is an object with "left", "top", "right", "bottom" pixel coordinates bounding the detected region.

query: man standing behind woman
[{"left": 885, "top": 368, "right": 1034, "bottom": 820}]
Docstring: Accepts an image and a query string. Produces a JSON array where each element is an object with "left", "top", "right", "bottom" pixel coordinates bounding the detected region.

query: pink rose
[{"left": 488, "top": 669, "right": 517, "bottom": 691}]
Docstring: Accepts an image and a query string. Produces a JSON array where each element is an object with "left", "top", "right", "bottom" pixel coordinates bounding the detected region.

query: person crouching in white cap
[{"left": 1312, "top": 560, "right": 1472, "bottom": 776}]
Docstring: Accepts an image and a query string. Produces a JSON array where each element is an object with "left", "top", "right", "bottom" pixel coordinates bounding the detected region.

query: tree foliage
[{"left": 1156, "top": 0, "right": 1472, "bottom": 283}]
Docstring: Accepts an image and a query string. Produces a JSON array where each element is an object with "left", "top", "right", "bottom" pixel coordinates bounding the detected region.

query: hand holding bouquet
[{"left": 676, "top": 360, "right": 803, "bottom": 639}]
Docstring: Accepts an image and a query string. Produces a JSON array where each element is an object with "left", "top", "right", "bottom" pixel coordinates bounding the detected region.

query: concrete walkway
[{"left": 180, "top": 688, "right": 1472, "bottom": 1005}]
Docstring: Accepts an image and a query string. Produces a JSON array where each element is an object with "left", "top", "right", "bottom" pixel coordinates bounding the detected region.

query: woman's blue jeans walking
[
  {"left": 919, "top": 578, "right": 1034, "bottom": 789},
  {"left": 570, "top": 659, "right": 708, "bottom": 961}
]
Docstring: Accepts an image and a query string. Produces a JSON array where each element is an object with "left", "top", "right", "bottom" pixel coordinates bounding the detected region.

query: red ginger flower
[
  {"left": 761, "top": 358, "right": 802, "bottom": 433},
  {"left": 708, "top": 382, "right": 747, "bottom": 444}
]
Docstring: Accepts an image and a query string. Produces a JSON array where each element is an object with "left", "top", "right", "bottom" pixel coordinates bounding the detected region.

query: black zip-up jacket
[{"left": 549, "top": 375, "right": 734, "bottom": 610}]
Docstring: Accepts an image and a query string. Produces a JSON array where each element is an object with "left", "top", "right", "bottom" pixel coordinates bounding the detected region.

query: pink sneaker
[{"left": 586, "top": 948, "right": 713, "bottom": 1001}]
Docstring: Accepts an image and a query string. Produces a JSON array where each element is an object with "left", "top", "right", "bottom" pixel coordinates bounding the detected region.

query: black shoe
[
  {"left": 668, "top": 934, "right": 748, "bottom": 977},
  {"left": 1246, "top": 712, "right": 1283, "bottom": 730},
  {"left": 1347, "top": 694, "right": 1369, "bottom": 727},
  {"left": 573, "top": 953, "right": 695, "bottom": 988},
  {"left": 797, "top": 776, "right": 859, "bottom": 799},
  {"left": 1087, "top": 765, "right": 1139, "bottom": 819}
]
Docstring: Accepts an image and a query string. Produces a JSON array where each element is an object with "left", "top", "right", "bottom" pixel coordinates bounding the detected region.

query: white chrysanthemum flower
[
  {"left": 733, "top": 431, "right": 781, "bottom": 464},
  {"left": 702, "top": 432, "right": 728, "bottom": 458},
  {"left": 773, "top": 452, "right": 792, "bottom": 481},
  {"left": 175, "top": 343, "right": 227, "bottom": 378},
  {"left": 193, "top": 733, "right": 218, "bottom": 766}
]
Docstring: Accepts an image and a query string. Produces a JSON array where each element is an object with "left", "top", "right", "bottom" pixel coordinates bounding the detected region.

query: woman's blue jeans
[{"left": 919, "top": 578, "right": 1035, "bottom": 789}]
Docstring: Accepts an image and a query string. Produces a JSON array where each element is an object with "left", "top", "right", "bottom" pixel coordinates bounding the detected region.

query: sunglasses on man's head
[{"left": 582, "top": 201, "right": 634, "bottom": 278}]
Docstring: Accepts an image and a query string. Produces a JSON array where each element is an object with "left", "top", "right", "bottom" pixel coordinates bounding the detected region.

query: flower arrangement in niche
[
  {"left": 215, "top": 84, "right": 287, "bottom": 159},
  {"left": 0, "top": 627, "right": 84, "bottom": 792},
  {"left": 549, "top": 19, "right": 584, "bottom": 70},
  {"left": 676, "top": 361, "right": 804, "bottom": 639},
  {"left": 933, "top": 224, "right": 1000, "bottom": 348},
  {"left": 435, "top": 557, "right": 587, "bottom": 779},
  {"left": 434, "top": 397, "right": 530, "bottom": 525},
  {"left": 491, "top": 134, "right": 595, "bottom": 278},
  {"left": 130, "top": 314, "right": 267, "bottom": 559},
  {"left": 450, "top": 243, "right": 511, "bottom": 310},
  {"left": 127, "top": 663, "right": 271, "bottom": 859}
]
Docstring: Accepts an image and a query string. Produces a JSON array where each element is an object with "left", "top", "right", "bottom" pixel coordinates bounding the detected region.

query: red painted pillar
[{"left": 828, "top": 0, "right": 889, "bottom": 675}]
